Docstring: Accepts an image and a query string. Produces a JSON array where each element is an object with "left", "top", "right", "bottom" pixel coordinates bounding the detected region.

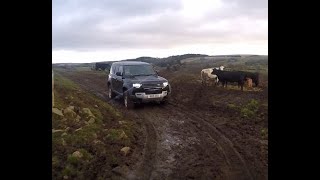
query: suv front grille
[
  {"left": 144, "top": 89, "right": 162, "bottom": 94},
  {"left": 142, "top": 83, "right": 162, "bottom": 88}
]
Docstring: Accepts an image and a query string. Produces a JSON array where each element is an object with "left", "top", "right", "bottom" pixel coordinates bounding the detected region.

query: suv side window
[
  {"left": 118, "top": 65, "right": 123, "bottom": 75},
  {"left": 113, "top": 65, "right": 118, "bottom": 75},
  {"left": 110, "top": 65, "right": 114, "bottom": 74}
]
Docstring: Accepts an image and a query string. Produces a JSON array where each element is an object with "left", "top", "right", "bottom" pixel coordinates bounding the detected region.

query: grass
[
  {"left": 227, "top": 103, "right": 237, "bottom": 109},
  {"left": 240, "top": 99, "right": 259, "bottom": 118},
  {"left": 52, "top": 73, "right": 140, "bottom": 179},
  {"left": 227, "top": 99, "right": 260, "bottom": 119}
]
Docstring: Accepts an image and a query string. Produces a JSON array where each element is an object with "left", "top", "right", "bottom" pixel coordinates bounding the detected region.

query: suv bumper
[
  {"left": 129, "top": 85, "right": 171, "bottom": 103},
  {"left": 130, "top": 91, "right": 168, "bottom": 102}
]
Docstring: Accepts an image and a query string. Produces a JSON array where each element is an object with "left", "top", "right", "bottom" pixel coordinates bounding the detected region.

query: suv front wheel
[
  {"left": 124, "top": 91, "right": 135, "bottom": 109},
  {"left": 108, "top": 85, "right": 116, "bottom": 99}
]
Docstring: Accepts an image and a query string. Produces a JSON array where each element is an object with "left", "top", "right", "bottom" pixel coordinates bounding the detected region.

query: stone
[
  {"left": 75, "top": 127, "right": 82, "bottom": 132},
  {"left": 119, "top": 130, "right": 128, "bottom": 139},
  {"left": 120, "top": 147, "right": 131, "bottom": 156},
  {"left": 118, "top": 121, "right": 127, "bottom": 125},
  {"left": 72, "top": 151, "right": 83, "bottom": 158},
  {"left": 52, "top": 129, "right": 64, "bottom": 133},
  {"left": 52, "top": 108, "right": 64, "bottom": 116},
  {"left": 82, "top": 108, "right": 95, "bottom": 118},
  {"left": 63, "top": 108, "right": 77, "bottom": 118},
  {"left": 88, "top": 118, "right": 95, "bottom": 124}
]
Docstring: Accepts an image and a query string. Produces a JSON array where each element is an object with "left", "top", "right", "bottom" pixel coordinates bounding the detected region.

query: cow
[
  {"left": 243, "top": 72, "right": 259, "bottom": 87},
  {"left": 201, "top": 68, "right": 219, "bottom": 86},
  {"left": 201, "top": 66, "right": 224, "bottom": 86},
  {"left": 212, "top": 69, "right": 247, "bottom": 91},
  {"left": 245, "top": 78, "right": 253, "bottom": 89},
  {"left": 232, "top": 71, "right": 259, "bottom": 87}
]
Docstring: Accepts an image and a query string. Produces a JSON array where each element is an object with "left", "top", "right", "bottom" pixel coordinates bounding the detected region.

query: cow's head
[
  {"left": 212, "top": 68, "right": 219, "bottom": 74},
  {"left": 219, "top": 66, "right": 225, "bottom": 70}
]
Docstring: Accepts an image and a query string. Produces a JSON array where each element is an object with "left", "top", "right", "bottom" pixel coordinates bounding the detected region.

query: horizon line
[{"left": 52, "top": 53, "right": 268, "bottom": 64}]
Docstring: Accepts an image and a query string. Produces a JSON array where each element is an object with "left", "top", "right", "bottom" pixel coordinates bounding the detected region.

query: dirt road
[{"left": 56, "top": 69, "right": 267, "bottom": 180}]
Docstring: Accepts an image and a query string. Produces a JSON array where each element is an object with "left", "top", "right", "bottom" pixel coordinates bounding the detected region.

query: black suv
[{"left": 107, "top": 61, "right": 171, "bottom": 108}]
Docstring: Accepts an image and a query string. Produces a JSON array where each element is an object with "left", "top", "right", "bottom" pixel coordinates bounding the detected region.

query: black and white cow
[
  {"left": 212, "top": 69, "right": 247, "bottom": 90},
  {"left": 200, "top": 66, "right": 224, "bottom": 86}
]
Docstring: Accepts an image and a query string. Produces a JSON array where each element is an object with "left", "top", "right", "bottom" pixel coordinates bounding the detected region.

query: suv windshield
[{"left": 123, "top": 65, "right": 156, "bottom": 76}]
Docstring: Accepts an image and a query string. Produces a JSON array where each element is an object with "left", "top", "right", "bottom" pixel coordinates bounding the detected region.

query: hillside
[{"left": 52, "top": 71, "right": 145, "bottom": 179}]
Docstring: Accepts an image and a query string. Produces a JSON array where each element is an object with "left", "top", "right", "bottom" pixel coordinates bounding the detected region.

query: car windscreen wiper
[
  {"left": 124, "top": 74, "right": 136, "bottom": 78},
  {"left": 134, "top": 74, "right": 157, "bottom": 76}
]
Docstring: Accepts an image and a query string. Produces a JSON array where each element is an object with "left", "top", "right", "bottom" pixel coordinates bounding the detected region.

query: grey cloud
[
  {"left": 203, "top": 0, "right": 267, "bottom": 21},
  {"left": 53, "top": 0, "right": 182, "bottom": 18},
  {"left": 224, "top": 0, "right": 268, "bottom": 9},
  {"left": 53, "top": 0, "right": 267, "bottom": 51}
]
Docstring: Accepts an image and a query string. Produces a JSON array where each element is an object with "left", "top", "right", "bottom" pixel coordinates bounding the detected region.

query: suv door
[
  {"left": 109, "top": 65, "right": 117, "bottom": 92},
  {"left": 114, "top": 65, "right": 124, "bottom": 94}
]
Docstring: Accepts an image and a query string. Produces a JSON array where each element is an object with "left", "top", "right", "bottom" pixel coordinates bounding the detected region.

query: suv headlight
[
  {"left": 163, "top": 82, "right": 168, "bottom": 87},
  {"left": 133, "top": 83, "right": 142, "bottom": 88}
]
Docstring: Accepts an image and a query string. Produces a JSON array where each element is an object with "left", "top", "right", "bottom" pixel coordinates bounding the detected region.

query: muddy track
[
  {"left": 130, "top": 105, "right": 225, "bottom": 179},
  {"left": 56, "top": 70, "right": 254, "bottom": 180},
  {"left": 163, "top": 103, "right": 253, "bottom": 180}
]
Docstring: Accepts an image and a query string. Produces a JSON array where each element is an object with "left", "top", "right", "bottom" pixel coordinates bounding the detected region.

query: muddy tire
[
  {"left": 107, "top": 85, "right": 116, "bottom": 99},
  {"left": 124, "top": 92, "right": 135, "bottom": 109}
]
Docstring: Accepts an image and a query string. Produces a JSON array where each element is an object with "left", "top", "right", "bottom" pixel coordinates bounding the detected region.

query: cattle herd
[{"left": 201, "top": 66, "right": 259, "bottom": 91}]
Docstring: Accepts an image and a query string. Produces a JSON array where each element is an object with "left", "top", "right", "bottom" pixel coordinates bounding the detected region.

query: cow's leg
[{"left": 215, "top": 77, "right": 219, "bottom": 86}]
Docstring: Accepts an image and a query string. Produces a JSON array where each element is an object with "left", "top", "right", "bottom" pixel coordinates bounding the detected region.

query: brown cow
[{"left": 245, "top": 78, "right": 253, "bottom": 89}]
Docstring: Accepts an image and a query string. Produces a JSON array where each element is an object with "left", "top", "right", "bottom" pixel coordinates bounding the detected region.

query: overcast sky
[{"left": 52, "top": 0, "right": 268, "bottom": 63}]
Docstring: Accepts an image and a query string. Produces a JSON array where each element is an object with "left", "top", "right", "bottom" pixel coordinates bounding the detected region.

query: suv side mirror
[{"left": 116, "top": 72, "right": 122, "bottom": 76}]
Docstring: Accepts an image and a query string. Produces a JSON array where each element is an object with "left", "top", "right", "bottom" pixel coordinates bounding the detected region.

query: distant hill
[{"left": 53, "top": 54, "right": 268, "bottom": 69}]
